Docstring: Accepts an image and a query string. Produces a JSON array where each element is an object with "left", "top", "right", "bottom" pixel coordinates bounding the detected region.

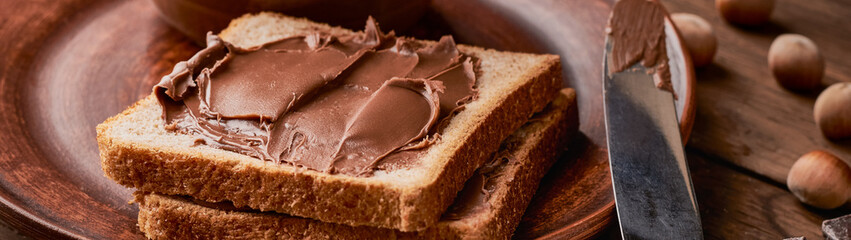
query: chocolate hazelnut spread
[
  {"left": 154, "top": 18, "right": 479, "bottom": 176},
  {"left": 607, "top": 0, "right": 674, "bottom": 95},
  {"left": 442, "top": 150, "right": 513, "bottom": 220}
]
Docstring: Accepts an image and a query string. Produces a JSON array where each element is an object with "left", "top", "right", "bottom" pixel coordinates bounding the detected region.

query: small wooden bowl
[{"left": 0, "top": 0, "right": 695, "bottom": 239}]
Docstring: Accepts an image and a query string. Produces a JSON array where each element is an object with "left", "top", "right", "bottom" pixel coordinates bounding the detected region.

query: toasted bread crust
[
  {"left": 98, "top": 13, "right": 562, "bottom": 231},
  {"left": 136, "top": 89, "right": 578, "bottom": 240}
]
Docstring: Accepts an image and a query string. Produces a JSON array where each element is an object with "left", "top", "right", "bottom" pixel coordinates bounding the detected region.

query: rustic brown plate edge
[
  {"left": 0, "top": 0, "right": 697, "bottom": 239},
  {"left": 0, "top": 195, "right": 84, "bottom": 239}
]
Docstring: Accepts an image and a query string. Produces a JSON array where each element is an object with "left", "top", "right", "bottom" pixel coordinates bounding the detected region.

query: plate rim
[{"left": 0, "top": 0, "right": 696, "bottom": 239}]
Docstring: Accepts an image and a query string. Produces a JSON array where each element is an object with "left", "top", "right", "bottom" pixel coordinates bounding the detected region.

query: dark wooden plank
[
  {"left": 597, "top": 151, "right": 845, "bottom": 239},
  {"left": 0, "top": 220, "right": 27, "bottom": 240},
  {"left": 689, "top": 153, "right": 846, "bottom": 239},
  {"left": 662, "top": 0, "right": 851, "bottom": 185}
]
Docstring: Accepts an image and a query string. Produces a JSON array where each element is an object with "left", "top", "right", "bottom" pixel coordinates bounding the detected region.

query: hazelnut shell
[
  {"left": 814, "top": 82, "right": 851, "bottom": 140},
  {"left": 671, "top": 13, "right": 717, "bottom": 68},
  {"left": 768, "top": 34, "right": 825, "bottom": 91},
  {"left": 786, "top": 150, "right": 851, "bottom": 209}
]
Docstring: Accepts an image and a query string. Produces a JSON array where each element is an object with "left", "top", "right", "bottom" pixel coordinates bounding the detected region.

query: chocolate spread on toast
[{"left": 154, "top": 18, "right": 479, "bottom": 176}]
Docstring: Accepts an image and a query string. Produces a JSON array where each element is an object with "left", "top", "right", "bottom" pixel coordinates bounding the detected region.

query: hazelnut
[
  {"left": 716, "top": 0, "right": 774, "bottom": 26},
  {"left": 786, "top": 150, "right": 851, "bottom": 209},
  {"left": 768, "top": 34, "right": 825, "bottom": 91},
  {"left": 814, "top": 82, "right": 851, "bottom": 140},
  {"left": 671, "top": 13, "right": 717, "bottom": 67}
]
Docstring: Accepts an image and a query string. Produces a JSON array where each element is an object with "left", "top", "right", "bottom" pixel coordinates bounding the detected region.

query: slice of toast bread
[
  {"left": 98, "top": 12, "right": 562, "bottom": 231},
  {"left": 136, "top": 89, "right": 578, "bottom": 240}
]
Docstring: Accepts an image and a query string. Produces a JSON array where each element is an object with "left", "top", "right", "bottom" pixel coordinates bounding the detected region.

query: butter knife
[{"left": 602, "top": 0, "right": 703, "bottom": 239}]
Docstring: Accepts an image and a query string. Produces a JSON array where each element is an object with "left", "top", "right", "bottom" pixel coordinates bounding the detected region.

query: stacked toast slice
[
  {"left": 97, "top": 12, "right": 577, "bottom": 239},
  {"left": 136, "top": 89, "right": 577, "bottom": 239}
]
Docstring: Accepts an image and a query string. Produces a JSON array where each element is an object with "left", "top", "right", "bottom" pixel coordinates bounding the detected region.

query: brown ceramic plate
[{"left": 0, "top": 0, "right": 695, "bottom": 239}]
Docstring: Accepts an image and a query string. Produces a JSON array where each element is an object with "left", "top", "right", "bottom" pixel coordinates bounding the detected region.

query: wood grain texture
[
  {"left": 595, "top": 151, "right": 846, "bottom": 240},
  {"left": 0, "top": 0, "right": 697, "bottom": 238},
  {"left": 0, "top": 0, "right": 196, "bottom": 239},
  {"left": 688, "top": 152, "right": 844, "bottom": 240},
  {"left": 662, "top": 0, "right": 851, "bottom": 185},
  {"left": 0, "top": 220, "right": 28, "bottom": 240},
  {"left": 598, "top": 0, "right": 850, "bottom": 238}
]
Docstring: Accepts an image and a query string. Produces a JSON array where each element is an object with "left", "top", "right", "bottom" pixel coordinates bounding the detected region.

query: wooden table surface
[
  {"left": 604, "top": 0, "right": 851, "bottom": 239},
  {"left": 0, "top": 0, "right": 848, "bottom": 239}
]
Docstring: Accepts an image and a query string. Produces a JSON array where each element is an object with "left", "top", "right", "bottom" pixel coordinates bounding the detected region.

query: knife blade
[{"left": 602, "top": 1, "right": 703, "bottom": 239}]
